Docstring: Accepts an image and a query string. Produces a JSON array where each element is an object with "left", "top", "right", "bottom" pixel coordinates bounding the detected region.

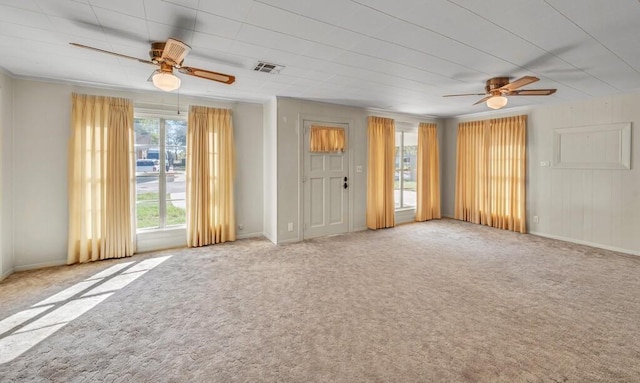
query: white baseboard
[
  {"left": 529, "top": 231, "right": 639, "bottom": 257},
  {"left": 1, "top": 267, "right": 15, "bottom": 282},
  {"left": 237, "top": 231, "right": 264, "bottom": 240},
  {"left": 15, "top": 259, "right": 67, "bottom": 272},
  {"left": 277, "top": 237, "right": 301, "bottom": 244}
]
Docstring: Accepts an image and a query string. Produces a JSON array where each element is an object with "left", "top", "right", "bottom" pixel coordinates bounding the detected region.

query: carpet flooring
[{"left": 1, "top": 219, "right": 639, "bottom": 382}]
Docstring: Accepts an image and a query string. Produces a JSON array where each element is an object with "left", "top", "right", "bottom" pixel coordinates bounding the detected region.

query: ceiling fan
[
  {"left": 70, "top": 38, "right": 235, "bottom": 92},
  {"left": 443, "top": 76, "right": 556, "bottom": 109}
]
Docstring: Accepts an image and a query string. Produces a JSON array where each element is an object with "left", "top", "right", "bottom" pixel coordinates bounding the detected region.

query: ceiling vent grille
[{"left": 253, "top": 61, "right": 285, "bottom": 74}]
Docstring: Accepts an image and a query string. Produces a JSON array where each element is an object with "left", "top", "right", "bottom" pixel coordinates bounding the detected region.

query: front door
[{"left": 303, "top": 121, "right": 349, "bottom": 239}]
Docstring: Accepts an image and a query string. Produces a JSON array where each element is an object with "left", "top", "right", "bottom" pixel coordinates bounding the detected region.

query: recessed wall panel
[
  {"left": 328, "top": 155, "right": 343, "bottom": 172},
  {"left": 310, "top": 155, "right": 325, "bottom": 172},
  {"left": 328, "top": 177, "right": 343, "bottom": 224},
  {"left": 310, "top": 178, "right": 325, "bottom": 227},
  {"left": 553, "top": 123, "right": 631, "bottom": 169}
]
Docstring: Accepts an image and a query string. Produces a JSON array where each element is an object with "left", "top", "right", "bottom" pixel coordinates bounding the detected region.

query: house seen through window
[{"left": 134, "top": 117, "right": 187, "bottom": 230}]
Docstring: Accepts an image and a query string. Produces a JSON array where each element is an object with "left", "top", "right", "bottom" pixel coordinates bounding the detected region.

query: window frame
[
  {"left": 394, "top": 125, "right": 418, "bottom": 211},
  {"left": 134, "top": 109, "right": 187, "bottom": 232}
]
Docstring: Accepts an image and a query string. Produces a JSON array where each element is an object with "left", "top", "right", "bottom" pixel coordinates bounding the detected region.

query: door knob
[{"left": 343, "top": 182, "right": 348, "bottom": 189}]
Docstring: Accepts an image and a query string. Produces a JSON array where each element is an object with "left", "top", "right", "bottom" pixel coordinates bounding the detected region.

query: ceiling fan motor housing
[
  {"left": 486, "top": 77, "right": 510, "bottom": 95},
  {"left": 149, "top": 39, "right": 191, "bottom": 67},
  {"left": 149, "top": 42, "right": 165, "bottom": 64}
]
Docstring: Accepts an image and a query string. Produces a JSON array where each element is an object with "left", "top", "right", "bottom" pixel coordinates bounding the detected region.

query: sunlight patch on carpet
[
  {"left": 0, "top": 256, "right": 172, "bottom": 364},
  {"left": 0, "top": 306, "right": 54, "bottom": 337}
]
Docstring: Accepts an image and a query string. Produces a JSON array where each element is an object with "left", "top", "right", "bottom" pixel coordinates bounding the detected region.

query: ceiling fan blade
[
  {"left": 473, "top": 95, "right": 493, "bottom": 105},
  {"left": 511, "top": 89, "right": 557, "bottom": 96},
  {"left": 178, "top": 66, "right": 235, "bottom": 84},
  {"left": 70, "top": 43, "right": 156, "bottom": 65},
  {"left": 442, "top": 93, "right": 487, "bottom": 97},
  {"left": 501, "top": 76, "right": 539, "bottom": 91}
]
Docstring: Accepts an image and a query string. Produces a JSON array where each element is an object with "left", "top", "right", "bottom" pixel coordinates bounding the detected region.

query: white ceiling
[{"left": 2, "top": 0, "right": 640, "bottom": 117}]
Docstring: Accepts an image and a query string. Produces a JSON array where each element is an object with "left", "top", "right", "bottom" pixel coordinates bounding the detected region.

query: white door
[{"left": 303, "top": 121, "right": 349, "bottom": 239}]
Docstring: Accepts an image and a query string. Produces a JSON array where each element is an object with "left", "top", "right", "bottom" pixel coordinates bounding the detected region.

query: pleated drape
[
  {"left": 67, "top": 93, "right": 135, "bottom": 264},
  {"left": 454, "top": 115, "right": 527, "bottom": 233},
  {"left": 309, "top": 126, "right": 346, "bottom": 152},
  {"left": 186, "top": 106, "right": 236, "bottom": 247},
  {"left": 366, "top": 116, "right": 395, "bottom": 229},
  {"left": 416, "top": 122, "right": 441, "bottom": 221}
]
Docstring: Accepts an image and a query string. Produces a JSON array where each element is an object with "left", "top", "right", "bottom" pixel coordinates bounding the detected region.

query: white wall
[
  {"left": 233, "top": 102, "right": 264, "bottom": 239},
  {"left": 276, "top": 98, "right": 367, "bottom": 243},
  {"left": 263, "top": 97, "right": 278, "bottom": 243},
  {"left": 10, "top": 78, "right": 264, "bottom": 270},
  {"left": 275, "top": 98, "right": 441, "bottom": 243},
  {"left": 12, "top": 80, "right": 70, "bottom": 270},
  {"left": 442, "top": 94, "right": 640, "bottom": 255},
  {"left": 0, "top": 72, "right": 14, "bottom": 280},
  {"left": 529, "top": 95, "right": 640, "bottom": 254}
]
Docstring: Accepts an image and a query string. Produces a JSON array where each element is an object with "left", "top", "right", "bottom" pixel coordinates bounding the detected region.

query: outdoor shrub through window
[{"left": 134, "top": 117, "right": 187, "bottom": 230}]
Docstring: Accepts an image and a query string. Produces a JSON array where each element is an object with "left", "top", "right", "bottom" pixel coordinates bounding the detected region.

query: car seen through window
[{"left": 136, "top": 159, "right": 157, "bottom": 173}]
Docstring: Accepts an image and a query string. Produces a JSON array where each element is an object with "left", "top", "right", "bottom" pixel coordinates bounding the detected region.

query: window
[
  {"left": 134, "top": 117, "right": 187, "bottom": 230},
  {"left": 394, "top": 130, "right": 417, "bottom": 209}
]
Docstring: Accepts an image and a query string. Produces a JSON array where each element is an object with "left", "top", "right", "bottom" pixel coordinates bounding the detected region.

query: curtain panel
[
  {"left": 310, "top": 126, "right": 346, "bottom": 152},
  {"left": 366, "top": 116, "right": 395, "bottom": 229},
  {"left": 67, "top": 93, "right": 135, "bottom": 264},
  {"left": 186, "top": 106, "right": 236, "bottom": 247},
  {"left": 455, "top": 115, "right": 527, "bottom": 233},
  {"left": 416, "top": 122, "right": 441, "bottom": 222}
]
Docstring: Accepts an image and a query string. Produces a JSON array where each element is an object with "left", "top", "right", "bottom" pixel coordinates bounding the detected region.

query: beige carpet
[{"left": 1, "top": 219, "right": 639, "bottom": 382}]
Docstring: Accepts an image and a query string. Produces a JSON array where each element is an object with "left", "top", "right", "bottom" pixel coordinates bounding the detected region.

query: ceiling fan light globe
[
  {"left": 486, "top": 95, "right": 508, "bottom": 109},
  {"left": 152, "top": 72, "right": 181, "bottom": 92}
]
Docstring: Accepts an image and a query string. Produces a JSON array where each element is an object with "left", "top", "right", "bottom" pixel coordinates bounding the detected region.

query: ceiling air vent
[{"left": 253, "top": 61, "right": 285, "bottom": 74}]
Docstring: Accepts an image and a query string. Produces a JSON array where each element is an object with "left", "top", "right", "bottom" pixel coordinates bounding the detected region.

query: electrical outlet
[
  {"left": 533, "top": 216, "right": 539, "bottom": 224},
  {"left": 238, "top": 224, "right": 244, "bottom": 231},
  {"left": 287, "top": 222, "right": 293, "bottom": 231},
  {"left": 356, "top": 165, "right": 363, "bottom": 173}
]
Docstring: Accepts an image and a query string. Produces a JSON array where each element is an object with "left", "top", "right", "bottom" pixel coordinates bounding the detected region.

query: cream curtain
[
  {"left": 416, "top": 122, "right": 441, "bottom": 221},
  {"left": 186, "top": 106, "right": 236, "bottom": 247},
  {"left": 366, "top": 116, "right": 395, "bottom": 229},
  {"left": 67, "top": 93, "right": 135, "bottom": 264},
  {"left": 455, "top": 115, "right": 527, "bottom": 233},
  {"left": 310, "top": 126, "right": 346, "bottom": 152}
]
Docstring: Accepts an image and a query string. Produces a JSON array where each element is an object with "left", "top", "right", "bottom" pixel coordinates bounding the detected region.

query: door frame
[{"left": 298, "top": 114, "right": 355, "bottom": 241}]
